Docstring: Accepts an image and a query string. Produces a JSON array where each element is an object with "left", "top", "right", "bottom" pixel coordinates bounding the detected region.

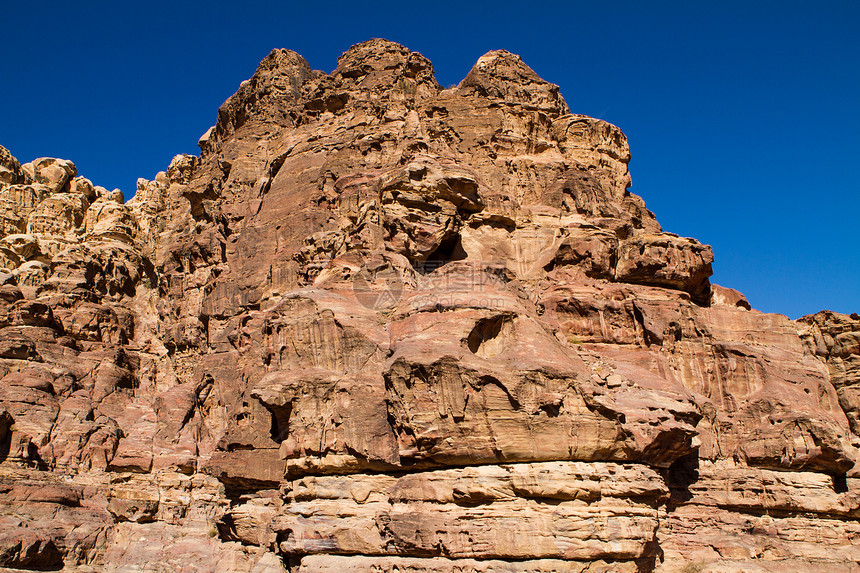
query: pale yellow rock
[
  {"left": 69, "top": 175, "right": 98, "bottom": 202},
  {"left": 84, "top": 198, "right": 138, "bottom": 242},
  {"left": 0, "top": 183, "right": 51, "bottom": 236},
  {"left": 21, "top": 157, "right": 77, "bottom": 193},
  {"left": 0, "top": 145, "right": 24, "bottom": 185},
  {"left": 26, "top": 193, "right": 88, "bottom": 236}
]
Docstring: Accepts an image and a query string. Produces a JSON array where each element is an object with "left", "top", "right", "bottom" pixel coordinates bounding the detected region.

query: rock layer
[{"left": 0, "top": 39, "right": 857, "bottom": 572}]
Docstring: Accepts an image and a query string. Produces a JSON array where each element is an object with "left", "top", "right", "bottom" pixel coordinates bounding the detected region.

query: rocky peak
[
  {"left": 212, "top": 47, "right": 314, "bottom": 143},
  {"left": 459, "top": 49, "right": 570, "bottom": 114},
  {"left": 331, "top": 38, "right": 441, "bottom": 105},
  {"left": 335, "top": 38, "right": 433, "bottom": 78},
  {"left": 0, "top": 145, "right": 24, "bottom": 185}
]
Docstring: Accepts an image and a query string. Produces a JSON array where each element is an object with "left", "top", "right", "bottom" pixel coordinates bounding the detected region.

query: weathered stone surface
[
  {"left": 0, "top": 40, "right": 856, "bottom": 572},
  {"left": 799, "top": 311, "right": 860, "bottom": 446},
  {"left": 20, "top": 157, "right": 77, "bottom": 194},
  {"left": 296, "top": 555, "right": 639, "bottom": 573}
]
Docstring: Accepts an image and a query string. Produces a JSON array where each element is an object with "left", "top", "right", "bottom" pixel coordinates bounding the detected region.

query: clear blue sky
[{"left": 1, "top": 1, "right": 857, "bottom": 318}]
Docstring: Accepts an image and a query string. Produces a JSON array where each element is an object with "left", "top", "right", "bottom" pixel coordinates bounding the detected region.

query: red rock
[{"left": 0, "top": 41, "right": 857, "bottom": 571}]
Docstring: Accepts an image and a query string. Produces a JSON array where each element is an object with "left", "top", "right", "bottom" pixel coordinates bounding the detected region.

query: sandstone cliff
[{"left": 0, "top": 39, "right": 858, "bottom": 572}]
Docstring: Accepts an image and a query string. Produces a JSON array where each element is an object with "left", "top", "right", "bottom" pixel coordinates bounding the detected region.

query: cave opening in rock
[
  {"left": 665, "top": 451, "right": 700, "bottom": 507},
  {"left": 420, "top": 232, "right": 466, "bottom": 273},
  {"left": 467, "top": 315, "right": 513, "bottom": 358},
  {"left": 261, "top": 402, "right": 292, "bottom": 443},
  {"left": 833, "top": 473, "right": 849, "bottom": 494}
]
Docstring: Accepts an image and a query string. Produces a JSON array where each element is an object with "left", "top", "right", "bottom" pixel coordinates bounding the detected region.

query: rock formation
[{"left": 0, "top": 39, "right": 858, "bottom": 572}]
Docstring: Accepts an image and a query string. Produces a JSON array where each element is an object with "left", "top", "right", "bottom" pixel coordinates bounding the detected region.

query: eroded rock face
[{"left": 0, "top": 39, "right": 857, "bottom": 572}]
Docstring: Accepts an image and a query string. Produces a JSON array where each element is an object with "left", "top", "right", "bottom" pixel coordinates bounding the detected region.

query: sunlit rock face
[{"left": 0, "top": 39, "right": 858, "bottom": 572}]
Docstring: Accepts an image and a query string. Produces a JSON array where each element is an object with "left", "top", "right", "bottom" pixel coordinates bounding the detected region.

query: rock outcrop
[{"left": 0, "top": 39, "right": 857, "bottom": 572}]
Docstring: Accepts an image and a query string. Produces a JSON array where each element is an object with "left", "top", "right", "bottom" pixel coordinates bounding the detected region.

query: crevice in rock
[
  {"left": 215, "top": 513, "right": 236, "bottom": 542},
  {"left": 538, "top": 402, "right": 561, "bottom": 417},
  {"left": 477, "top": 374, "right": 520, "bottom": 410},
  {"left": 217, "top": 475, "right": 282, "bottom": 500},
  {"left": 635, "top": 534, "right": 663, "bottom": 573}
]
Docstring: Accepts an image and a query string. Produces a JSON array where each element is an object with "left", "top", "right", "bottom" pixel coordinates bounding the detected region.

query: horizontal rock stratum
[{"left": 0, "top": 38, "right": 858, "bottom": 572}]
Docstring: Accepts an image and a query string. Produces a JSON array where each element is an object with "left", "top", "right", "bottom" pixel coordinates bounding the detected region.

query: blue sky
[{"left": 1, "top": 1, "right": 857, "bottom": 318}]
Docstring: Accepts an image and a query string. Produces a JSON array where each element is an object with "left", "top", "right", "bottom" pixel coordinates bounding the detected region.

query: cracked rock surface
[{"left": 0, "top": 39, "right": 858, "bottom": 572}]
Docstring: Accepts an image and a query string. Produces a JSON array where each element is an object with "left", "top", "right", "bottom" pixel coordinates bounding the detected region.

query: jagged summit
[
  {"left": 334, "top": 38, "right": 435, "bottom": 78},
  {"left": 206, "top": 39, "right": 572, "bottom": 155},
  {"left": 210, "top": 47, "right": 314, "bottom": 142},
  {"left": 461, "top": 48, "right": 571, "bottom": 114},
  {"left": 0, "top": 40, "right": 858, "bottom": 572}
]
